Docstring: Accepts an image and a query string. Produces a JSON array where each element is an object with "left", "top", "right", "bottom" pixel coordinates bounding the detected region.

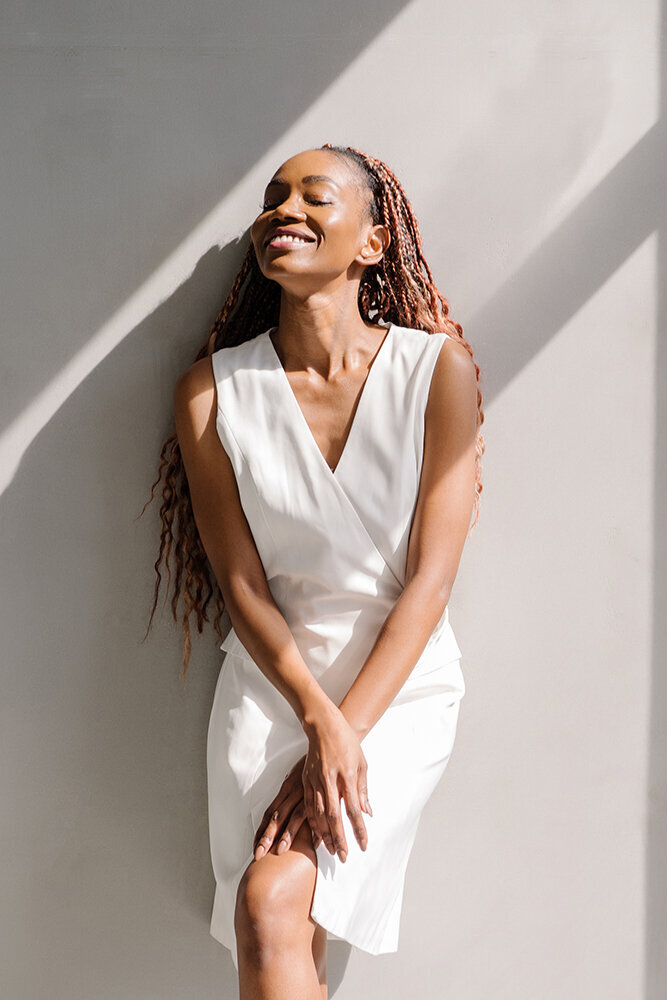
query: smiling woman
[{"left": 141, "top": 143, "right": 485, "bottom": 999}]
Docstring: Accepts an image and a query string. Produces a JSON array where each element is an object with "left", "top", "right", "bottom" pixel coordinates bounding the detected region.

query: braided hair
[{"left": 140, "top": 143, "right": 485, "bottom": 677}]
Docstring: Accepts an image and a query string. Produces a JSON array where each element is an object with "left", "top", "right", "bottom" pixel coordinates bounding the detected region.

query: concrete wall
[{"left": 1, "top": 1, "right": 663, "bottom": 997}]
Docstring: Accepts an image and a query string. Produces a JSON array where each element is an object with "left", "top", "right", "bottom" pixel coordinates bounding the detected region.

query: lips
[{"left": 264, "top": 227, "right": 316, "bottom": 248}]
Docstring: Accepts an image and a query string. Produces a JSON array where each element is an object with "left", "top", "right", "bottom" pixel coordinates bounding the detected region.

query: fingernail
[
  {"left": 255, "top": 845, "right": 265, "bottom": 859},
  {"left": 339, "top": 850, "right": 347, "bottom": 863}
]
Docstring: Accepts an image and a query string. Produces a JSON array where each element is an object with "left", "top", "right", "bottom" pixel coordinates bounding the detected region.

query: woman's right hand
[{"left": 301, "top": 704, "right": 373, "bottom": 862}]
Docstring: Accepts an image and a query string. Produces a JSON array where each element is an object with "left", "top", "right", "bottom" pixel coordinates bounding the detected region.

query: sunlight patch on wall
[{"left": 0, "top": 1, "right": 422, "bottom": 495}]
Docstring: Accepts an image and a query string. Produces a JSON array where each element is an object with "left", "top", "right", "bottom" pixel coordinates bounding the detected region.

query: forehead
[{"left": 265, "top": 149, "right": 361, "bottom": 192}]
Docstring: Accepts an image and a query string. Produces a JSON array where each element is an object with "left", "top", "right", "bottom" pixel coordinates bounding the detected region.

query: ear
[{"left": 356, "top": 224, "right": 391, "bottom": 267}]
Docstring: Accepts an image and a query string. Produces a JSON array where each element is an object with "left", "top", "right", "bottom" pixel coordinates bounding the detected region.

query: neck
[{"left": 273, "top": 282, "right": 383, "bottom": 375}]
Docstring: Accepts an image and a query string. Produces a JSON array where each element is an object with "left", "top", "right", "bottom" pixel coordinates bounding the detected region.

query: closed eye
[{"left": 259, "top": 198, "right": 332, "bottom": 211}]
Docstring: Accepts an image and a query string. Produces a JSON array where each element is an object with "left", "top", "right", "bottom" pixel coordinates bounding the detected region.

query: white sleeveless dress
[{"left": 207, "top": 323, "right": 466, "bottom": 970}]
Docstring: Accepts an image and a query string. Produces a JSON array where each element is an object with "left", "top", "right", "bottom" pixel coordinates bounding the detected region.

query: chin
[{"left": 261, "top": 262, "right": 328, "bottom": 287}]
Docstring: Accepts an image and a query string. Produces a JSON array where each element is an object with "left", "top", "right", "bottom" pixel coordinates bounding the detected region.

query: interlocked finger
[
  {"left": 303, "top": 778, "right": 335, "bottom": 855},
  {"left": 275, "top": 799, "right": 308, "bottom": 855},
  {"left": 253, "top": 786, "right": 302, "bottom": 860},
  {"left": 341, "top": 772, "right": 368, "bottom": 852},
  {"left": 323, "top": 777, "right": 349, "bottom": 861},
  {"left": 254, "top": 793, "right": 288, "bottom": 851},
  {"left": 302, "top": 780, "right": 322, "bottom": 849},
  {"left": 314, "top": 786, "right": 335, "bottom": 854}
]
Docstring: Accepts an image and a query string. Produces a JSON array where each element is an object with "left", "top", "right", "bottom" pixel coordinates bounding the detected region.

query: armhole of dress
[
  {"left": 210, "top": 351, "right": 235, "bottom": 466},
  {"left": 424, "top": 332, "right": 449, "bottom": 407},
  {"left": 210, "top": 350, "right": 222, "bottom": 411}
]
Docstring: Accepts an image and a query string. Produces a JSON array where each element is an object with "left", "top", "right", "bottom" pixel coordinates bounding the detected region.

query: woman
[{"left": 145, "top": 143, "right": 484, "bottom": 998}]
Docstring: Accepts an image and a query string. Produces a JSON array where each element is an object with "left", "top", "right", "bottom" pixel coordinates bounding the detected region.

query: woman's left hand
[{"left": 253, "top": 753, "right": 311, "bottom": 860}]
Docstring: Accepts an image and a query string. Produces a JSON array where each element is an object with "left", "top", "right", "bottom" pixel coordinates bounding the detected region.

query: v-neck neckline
[{"left": 265, "top": 323, "right": 394, "bottom": 479}]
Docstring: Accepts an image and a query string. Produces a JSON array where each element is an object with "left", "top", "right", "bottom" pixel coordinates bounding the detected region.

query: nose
[{"left": 271, "top": 191, "right": 307, "bottom": 220}]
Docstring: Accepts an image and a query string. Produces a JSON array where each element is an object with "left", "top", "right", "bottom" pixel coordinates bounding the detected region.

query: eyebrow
[{"left": 265, "top": 174, "right": 340, "bottom": 189}]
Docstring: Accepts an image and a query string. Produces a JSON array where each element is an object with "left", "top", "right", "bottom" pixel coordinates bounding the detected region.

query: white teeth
[{"left": 269, "top": 234, "right": 310, "bottom": 245}]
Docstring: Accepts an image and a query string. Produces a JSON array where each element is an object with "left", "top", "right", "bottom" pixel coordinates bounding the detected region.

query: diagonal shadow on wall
[
  {"left": 460, "top": 6, "right": 664, "bottom": 992},
  {"left": 0, "top": 0, "right": 411, "bottom": 433},
  {"left": 473, "top": 121, "right": 663, "bottom": 406},
  {"left": 462, "top": 7, "right": 665, "bottom": 992}
]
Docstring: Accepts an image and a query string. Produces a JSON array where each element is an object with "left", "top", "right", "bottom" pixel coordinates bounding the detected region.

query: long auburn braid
[{"left": 140, "top": 143, "right": 485, "bottom": 678}]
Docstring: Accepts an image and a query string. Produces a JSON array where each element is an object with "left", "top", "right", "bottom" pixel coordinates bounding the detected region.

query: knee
[{"left": 234, "top": 862, "right": 298, "bottom": 963}]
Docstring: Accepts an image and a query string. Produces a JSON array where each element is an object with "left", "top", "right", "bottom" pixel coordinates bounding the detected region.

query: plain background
[{"left": 1, "top": 1, "right": 664, "bottom": 997}]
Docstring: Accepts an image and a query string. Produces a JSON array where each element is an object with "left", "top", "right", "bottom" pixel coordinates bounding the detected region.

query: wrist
[
  {"left": 337, "top": 697, "right": 372, "bottom": 742},
  {"left": 300, "top": 689, "right": 340, "bottom": 739},
  {"left": 340, "top": 712, "right": 370, "bottom": 742}
]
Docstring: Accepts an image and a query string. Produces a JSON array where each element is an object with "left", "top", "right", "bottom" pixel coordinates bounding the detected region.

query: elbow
[
  {"left": 224, "top": 569, "right": 268, "bottom": 619},
  {"left": 404, "top": 568, "right": 452, "bottom": 614}
]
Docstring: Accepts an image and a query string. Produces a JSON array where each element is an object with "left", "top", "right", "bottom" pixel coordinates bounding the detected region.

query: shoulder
[
  {"left": 432, "top": 334, "right": 476, "bottom": 388},
  {"left": 426, "top": 334, "right": 478, "bottom": 426},
  {"left": 174, "top": 356, "right": 216, "bottom": 434}
]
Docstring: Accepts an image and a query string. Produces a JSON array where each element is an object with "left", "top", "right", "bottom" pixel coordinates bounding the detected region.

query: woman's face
[{"left": 250, "top": 149, "right": 384, "bottom": 292}]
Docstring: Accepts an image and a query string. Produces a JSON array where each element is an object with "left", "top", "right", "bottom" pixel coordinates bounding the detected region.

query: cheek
[
  {"left": 324, "top": 215, "right": 364, "bottom": 256},
  {"left": 250, "top": 221, "right": 263, "bottom": 250}
]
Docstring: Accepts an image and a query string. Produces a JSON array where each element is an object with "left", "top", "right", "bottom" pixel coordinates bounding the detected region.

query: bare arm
[
  {"left": 173, "top": 356, "right": 335, "bottom": 729},
  {"left": 174, "top": 356, "right": 371, "bottom": 860},
  {"left": 337, "top": 337, "right": 479, "bottom": 739}
]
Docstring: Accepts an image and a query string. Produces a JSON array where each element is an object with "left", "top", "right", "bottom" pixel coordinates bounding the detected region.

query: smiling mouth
[{"left": 265, "top": 232, "right": 316, "bottom": 249}]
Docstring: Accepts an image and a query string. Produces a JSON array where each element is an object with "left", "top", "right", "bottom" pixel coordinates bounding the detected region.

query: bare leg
[
  {"left": 312, "top": 923, "right": 328, "bottom": 1000},
  {"left": 235, "top": 823, "right": 328, "bottom": 1000}
]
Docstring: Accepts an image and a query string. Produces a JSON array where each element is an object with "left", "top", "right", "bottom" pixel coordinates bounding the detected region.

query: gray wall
[{"left": 1, "top": 1, "right": 664, "bottom": 997}]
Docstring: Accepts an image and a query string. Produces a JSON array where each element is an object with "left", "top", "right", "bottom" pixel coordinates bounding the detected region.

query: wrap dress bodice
[{"left": 206, "top": 323, "right": 466, "bottom": 968}]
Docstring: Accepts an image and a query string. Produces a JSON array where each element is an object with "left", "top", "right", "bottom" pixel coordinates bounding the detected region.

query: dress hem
[{"left": 209, "top": 879, "right": 401, "bottom": 963}]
